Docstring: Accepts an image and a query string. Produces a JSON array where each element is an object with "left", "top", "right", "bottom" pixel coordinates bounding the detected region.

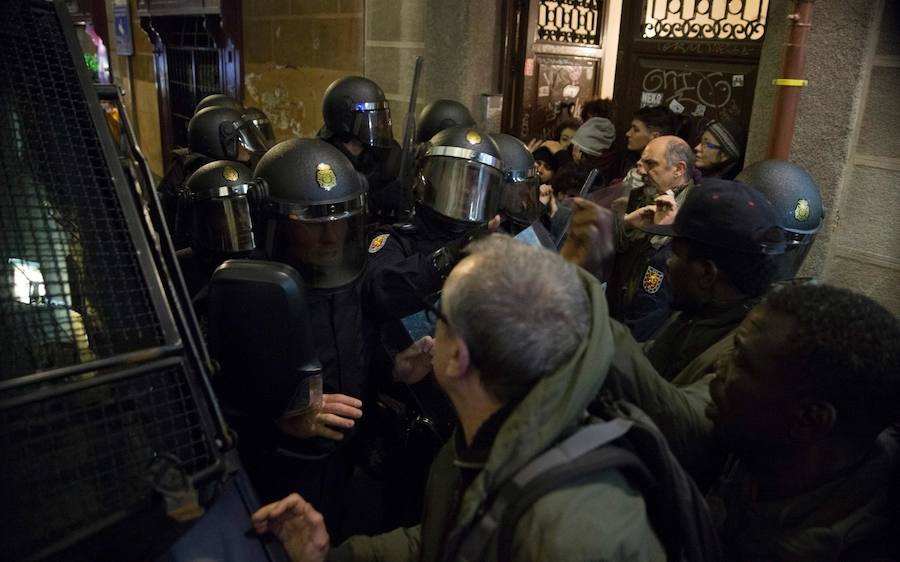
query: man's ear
[
  {"left": 674, "top": 160, "right": 687, "bottom": 179},
  {"left": 445, "top": 335, "right": 471, "bottom": 380},
  {"left": 695, "top": 258, "right": 718, "bottom": 291},
  {"left": 790, "top": 400, "right": 838, "bottom": 443}
]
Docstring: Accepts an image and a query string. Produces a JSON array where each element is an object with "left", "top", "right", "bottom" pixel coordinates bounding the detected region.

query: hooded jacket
[{"left": 329, "top": 269, "right": 665, "bottom": 561}]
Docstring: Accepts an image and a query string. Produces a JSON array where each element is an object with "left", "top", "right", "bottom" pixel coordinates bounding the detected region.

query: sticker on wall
[
  {"left": 692, "top": 104, "right": 707, "bottom": 117},
  {"left": 668, "top": 98, "right": 686, "bottom": 114},
  {"left": 733, "top": 74, "right": 745, "bottom": 87},
  {"left": 524, "top": 58, "right": 535, "bottom": 77},
  {"left": 640, "top": 92, "right": 663, "bottom": 107},
  {"left": 562, "top": 85, "right": 581, "bottom": 98},
  {"left": 538, "top": 86, "right": 550, "bottom": 98}
]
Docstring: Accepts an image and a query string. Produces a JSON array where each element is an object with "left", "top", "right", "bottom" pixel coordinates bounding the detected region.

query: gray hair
[
  {"left": 442, "top": 235, "right": 590, "bottom": 403},
  {"left": 665, "top": 137, "right": 696, "bottom": 178}
]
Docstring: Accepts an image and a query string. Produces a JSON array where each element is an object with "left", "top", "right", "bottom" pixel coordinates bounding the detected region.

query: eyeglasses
[
  {"left": 700, "top": 142, "right": 722, "bottom": 150},
  {"left": 421, "top": 292, "right": 449, "bottom": 326}
]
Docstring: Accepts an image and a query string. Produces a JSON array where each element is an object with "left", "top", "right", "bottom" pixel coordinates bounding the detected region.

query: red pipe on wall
[{"left": 766, "top": 0, "right": 815, "bottom": 159}]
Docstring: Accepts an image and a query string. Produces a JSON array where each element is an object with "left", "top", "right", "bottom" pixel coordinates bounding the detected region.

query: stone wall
[
  {"left": 746, "top": 0, "right": 899, "bottom": 314},
  {"left": 242, "top": 0, "right": 364, "bottom": 142}
]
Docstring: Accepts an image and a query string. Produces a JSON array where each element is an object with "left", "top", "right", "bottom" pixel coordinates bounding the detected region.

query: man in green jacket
[{"left": 252, "top": 234, "right": 666, "bottom": 562}]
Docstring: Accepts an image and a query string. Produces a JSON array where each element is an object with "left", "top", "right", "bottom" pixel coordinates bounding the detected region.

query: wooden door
[{"left": 501, "top": 0, "right": 606, "bottom": 142}]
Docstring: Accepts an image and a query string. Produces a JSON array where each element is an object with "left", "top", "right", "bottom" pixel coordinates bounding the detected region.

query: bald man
[{"left": 607, "top": 136, "right": 696, "bottom": 341}]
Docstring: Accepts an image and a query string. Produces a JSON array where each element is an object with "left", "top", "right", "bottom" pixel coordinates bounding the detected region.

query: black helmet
[
  {"left": 415, "top": 126, "right": 504, "bottom": 224},
  {"left": 188, "top": 106, "right": 270, "bottom": 162},
  {"left": 255, "top": 139, "right": 367, "bottom": 289},
  {"left": 195, "top": 93, "right": 243, "bottom": 114},
  {"left": 416, "top": 99, "right": 475, "bottom": 144},
  {"left": 322, "top": 76, "right": 393, "bottom": 148},
  {"left": 244, "top": 106, "right": 276, "bottom": 145},
  {"left": 490, "top": 133, "right": 541, "bottom": 228},
  {"left": 736, "top": 160, "right": 824, "bottom": 277},
  {"left": 185, "top": 160, "right": 257, "bottom": 255}
]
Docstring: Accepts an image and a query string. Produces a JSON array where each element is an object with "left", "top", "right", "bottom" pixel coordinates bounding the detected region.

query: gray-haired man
[{"left": 252, "top": 234, "right": 664, "bottom": 562}]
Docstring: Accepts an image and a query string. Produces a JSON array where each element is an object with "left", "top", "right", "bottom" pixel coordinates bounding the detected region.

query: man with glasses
[
  {"left": 608, "top": 135, "right": 696, "bottom": 341},
  {"left": 253, "top": 235, "right": 665, "bottom": 562}
]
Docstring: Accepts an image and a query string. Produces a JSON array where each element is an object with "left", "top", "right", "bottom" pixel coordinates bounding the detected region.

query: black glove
[{"left": 429, "top": 223, "right": 492, "bottom": 279}]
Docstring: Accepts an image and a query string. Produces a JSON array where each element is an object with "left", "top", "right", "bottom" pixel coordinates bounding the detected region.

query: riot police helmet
[
  {"left": 736, "top": 160, "right": 824, "bottom": 277},
  {"left": 416, "top": 99, "right": 475, "bottom": 144},
  {"left": 491, "top": 133, "right": 541, "bottom": 228},
  {"left": 255, "top": 139, "right": 368, "bottom": 289},
  {"left": 185, "top": 160, "right": 257, "bottom": 255},
  {"left": 188, "top": 105, "right": 270, "bottom": 162},
  {"left": 415, "top": 126, "right": 505, "bottom": 224},
  {"left": 322, "top": 76, "right": 393, "bottom": 148},
  {"left": 244, "top": 106, "right": 276, "bottom": 146},
  {"left": 195, "top": 93, "right": 243, "bottom": 114}
]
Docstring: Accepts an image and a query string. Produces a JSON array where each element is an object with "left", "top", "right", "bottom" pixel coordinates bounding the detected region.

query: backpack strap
[
  {"left": 448, "top": 418, "right": 633, "bottom": 562},
  {"left": 497, "top": 445, "right": 655, "bottom": 562}
]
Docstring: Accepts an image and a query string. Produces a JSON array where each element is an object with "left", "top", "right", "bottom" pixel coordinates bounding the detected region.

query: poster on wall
[{"left": 113, "top": 0, "right": 133, "bottom": 56}]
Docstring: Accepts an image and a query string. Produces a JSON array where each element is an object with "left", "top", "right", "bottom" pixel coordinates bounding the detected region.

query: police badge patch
[
  {"left": 316, "top": 162, "right": 337, "bottom": 191},
  {"left": 642, "top": 266, "right": 664, "bottom": 294},
  {"left": 794, "top": 198, "right": 810, "bottom": 222},
  {"left": 222, "top": 166, "right": 239, "bottom": 181},
  {"left": 368, "top": 234, "right": 389, "bottom": 253}
]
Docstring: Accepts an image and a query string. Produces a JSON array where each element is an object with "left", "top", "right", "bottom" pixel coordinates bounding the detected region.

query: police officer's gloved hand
[{"left": 429, "top": 220, "right": 496, "bottom": 279}]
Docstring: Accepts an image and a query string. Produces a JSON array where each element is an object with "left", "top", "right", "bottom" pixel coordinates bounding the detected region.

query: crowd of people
[{"left": 158, "top": 78, "right": 900, "bottom": 562}]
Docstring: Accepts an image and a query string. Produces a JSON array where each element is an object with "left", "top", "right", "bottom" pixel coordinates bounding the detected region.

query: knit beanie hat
[
  {"left": 572, "top": 118, "right": 616, "bottom": 156},
  {"left": 705, "top": 120, "right": 743, "bottom": 161}
]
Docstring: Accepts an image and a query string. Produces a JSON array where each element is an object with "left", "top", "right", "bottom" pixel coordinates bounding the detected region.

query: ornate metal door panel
[
  {"left": 502, "top": 0, "right": 606, "bottom": 140},
  {"left": 614, "top": 0, "right": 769, "bottom": 146}
]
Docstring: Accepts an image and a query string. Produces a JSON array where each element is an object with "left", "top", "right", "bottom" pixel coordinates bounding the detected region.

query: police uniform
[
  {"left": 248, "top": 138, "right": 374, "bottom": 539},
  {"left": 608, "top": 180, "right": 694, "bottom": 341}
]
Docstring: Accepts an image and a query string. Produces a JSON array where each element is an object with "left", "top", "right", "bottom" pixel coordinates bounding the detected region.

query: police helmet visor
[
  {"left": 500, "top": 176, "right": 542, "bottom": 226},
  {"left": 352, "top": 105, "right": 393, "bottom": 148},
  {"left": 193, "top": 193, "right": 256, "bottom": 254},
  {"left": 250, "top": 117, "right": 276, "bottom": 145},
  {"left": 273, "top": 198, "right": 367, "bottom": 289},
  {"left": 416, "top": 156, "right": 504, "bottom": 223},
  {"left": 231, "top": 119, "right": 271, "bottom": 155}
]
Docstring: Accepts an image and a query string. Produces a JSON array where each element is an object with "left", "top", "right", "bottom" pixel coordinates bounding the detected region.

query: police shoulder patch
[
  {"left": 368, "top": 233, "right": 390, "bottom": 253},
  {"left": 642, "top": 265, "right": 664, "bottom": 294}
]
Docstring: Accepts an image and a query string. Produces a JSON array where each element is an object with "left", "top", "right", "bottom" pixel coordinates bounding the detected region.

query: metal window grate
[
  {"left": 167, "top": 17, "right": 221, "bottom": 148},
  {"left": 0, "top": 0, "right": 166, "bottom": 382},
  {"left": 0, "top": 362, "right": 219, "bottom": 561},
  {"left": 537, "top": 0, "right": 603, "bottom": 46},
  {"left": 641, "top": 0, "right": 769, "bottom": 41}
]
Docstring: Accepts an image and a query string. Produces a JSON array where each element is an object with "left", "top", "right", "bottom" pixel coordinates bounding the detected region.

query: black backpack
[{"left": 443, "top": 397, "right": 722, "bottom": 562}]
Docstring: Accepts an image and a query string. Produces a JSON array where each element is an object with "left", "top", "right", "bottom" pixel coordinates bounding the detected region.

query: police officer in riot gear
[
  {"left": 359, "top": 125, "right": 504, "bottom": 527},
  {"left": 364, "top": 125, "right": 505, "bottom": 321},
  {"left": 491, "top": 132, "right": 542, "bottom": 235},
  {"left": 252, "top": 138, "right": 371, "bottom": 535},
  {"left": 319, "top": 76, "right": 404, "bottom": 223},
  {"left": 195, "top": 93, "right": 243, "bottom": 114},
  {"left": 159, "top": 106, "right": 269, "bottom": 249},
  {"left": 736, "top": 160, "right": 824, "bottom": 278},
  {"left": 415, "top": 99, "right": 476, "bottom": 144},
  {"left": 177, "top": 160, "right": 259, "bottom": 318},
  {"left": 244, "top": 106, "right": 276, "bottom": 146},
  {"left": 188, "top": 105, "right": 270, "bottom": 165}
]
